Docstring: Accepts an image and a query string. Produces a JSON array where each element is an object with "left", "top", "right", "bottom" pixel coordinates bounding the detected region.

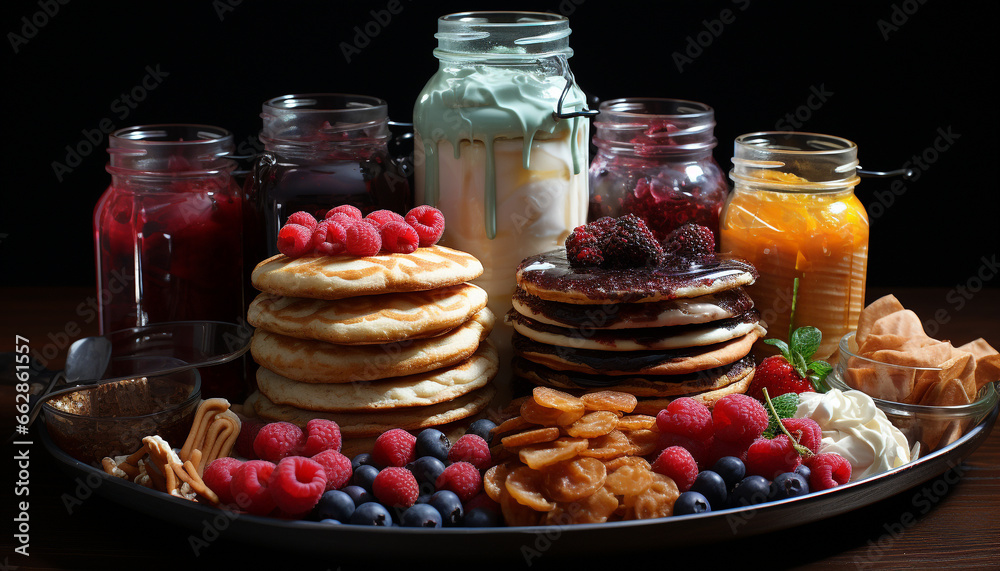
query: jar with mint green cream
[{"left": 413, "top": 11, "right": 593, "bottom": 322}]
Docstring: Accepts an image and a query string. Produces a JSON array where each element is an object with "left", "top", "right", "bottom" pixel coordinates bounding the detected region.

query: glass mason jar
[
  {"left": 94, "top": 124, "right": 246, "bottom": 399},
  {"left": 720, "top": 132, "right": 869, "bottom": 360},
  {"left": 588, "top": 98, "right": 728, "bottom": 242},
  {"left": 243, "top": 93, "right": 412, "bottom": 264},
  {"left": 413, "top": 11, "right": 592, "bottom": 322}
]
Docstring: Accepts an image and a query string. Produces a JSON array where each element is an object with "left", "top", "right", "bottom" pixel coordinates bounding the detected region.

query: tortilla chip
[{"left": 857, "top": 295, "right": 905, "bottom": 341}]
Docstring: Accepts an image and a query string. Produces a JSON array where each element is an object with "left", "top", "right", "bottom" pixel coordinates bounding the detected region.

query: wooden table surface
[{"left": 1, "top": 286, "right": 998, "bottom": 570}]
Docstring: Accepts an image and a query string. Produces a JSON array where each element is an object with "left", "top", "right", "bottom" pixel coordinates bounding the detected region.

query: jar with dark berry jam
[
  {"left": 243, "top": 93, "right": 412, "bottom": 264},
  {"left": 588, "top": 98, "right": 728, "bottom": 241},
  {"left": 94, "top": 125, "right": 246, "bottom": 398}
]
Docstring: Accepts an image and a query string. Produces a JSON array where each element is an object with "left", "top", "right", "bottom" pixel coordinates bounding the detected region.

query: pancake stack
[
  {"left": 244, "top": 244, "right": 498, "bottom": 455},
  {"left": 508, "top": 245, "right": 765, "bottom": 415}
]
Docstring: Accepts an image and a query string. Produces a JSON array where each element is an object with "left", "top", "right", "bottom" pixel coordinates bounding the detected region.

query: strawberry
[{"left": 746, "top": 326, "right": 833, "bottom": 400}]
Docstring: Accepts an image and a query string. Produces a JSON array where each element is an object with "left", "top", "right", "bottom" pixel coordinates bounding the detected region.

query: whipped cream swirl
[{"left": 795, "top": 389, "right": 911, "bottom": 481}]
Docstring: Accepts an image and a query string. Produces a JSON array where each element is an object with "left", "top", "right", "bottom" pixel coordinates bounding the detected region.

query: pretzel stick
[
  {"left": 180, "top": 398, "right": 231, "bottom": 462},
  {"left": 174, "top": 460, "right": 220, "bottom": 504}
]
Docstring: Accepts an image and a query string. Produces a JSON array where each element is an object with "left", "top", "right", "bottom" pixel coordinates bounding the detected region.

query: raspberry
[
  {"left": 380, "top": 220, "right": 420, "bottom": 254},
  {"left": 655, "top": 431, "right": 714, "bottom": 469},
  {"left": 203, "top": 457, "right": 243, "bottom": 506},
  {"left": 345, "top": 221, "right": 382, "bottom": 256},
  {"left": 365, "top": 209, "right": 406, "bottom": 228},
  {"left": 655, "top": 397, "right": 714, "bottom": 442},
  {"left": 804, "top": 453, "right": 852, "bottom": 490},
  {"left": 326, "top": 212, "right": 361, "bottom": 229},
  {"left": 253, "top": 422, "right": 305, "bottom": 463},
  {"left": 781, "top": 417, "right": 822, "bottom": 454},
  {"left": 705, "top": 438, "right": 750, "bottom": 468},
  {"left": 712, "top": 394, "right": 768, "bottom": 446},
  {"left": 371, "top": 428, "right": 417, "bottom": 468},
  {"left": 565, "top": 225, "right": 604, "bottom": 267},
  {"left": 230, "top": 460, "right": 276, "bottom": 515},
  {"left": 446, "top": 434, "right": 491, "bottom": 471},
  {"left": 663, "top": 223, "right": 716, "bottom": 259},
  {"left": 744, "top": 435, "right": 802, "bottom": 479},
  {"left": 311, "top": 450, "right": 353, "bottom": 491},
  {"left": 325, "top": 204, "right": 363, "bottom": 222},
  {"left": 268, "top": 456, "right": 327, "bottom": 516},
  {"left": 463, "top": 491, "right": 500, "bottom": 515},
  {"left": 404, "top": 205, "right": 446, "bottom": 247},
  {"left": 286, "top": 211, "right": 318, "bottom": 231},
  {"left": 373, "top": 466, "right": 420, "bottom": 508},
  {"left": 276, "top": 223, "right": 313, "bottom": 258},
  {"left": 651, "top": 446, "right": 699, "bottom": 492},
  {"left": 234, "top": 420, "right": 264, "bottom": 460},
  {"left": 312, "top": 220, "right": 348, "bottom": 256},
  {"left": 302, "top": 418, "right": 342, "bottom": 456},
  {"left": 435, "top": 461, "right": 482, "bottom": 502}
]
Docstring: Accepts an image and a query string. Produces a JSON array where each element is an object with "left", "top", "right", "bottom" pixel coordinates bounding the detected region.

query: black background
[{"left": 2, "top": 0, "right": 997, "bottom": 290}]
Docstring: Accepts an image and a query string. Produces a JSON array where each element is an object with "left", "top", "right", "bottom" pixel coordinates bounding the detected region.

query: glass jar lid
[
  {"left": 730, "top": 131, "right": 860, "bottom": 191},
  {"left": 260, "top": 93, "right": 390, "bottom": 152},
  {"left": 107, "top": 124, "right": 235, "bottom": 174},
  {"left": 593, "top": 98, "right": 717, "bottom": 156},
  {"left": 434, "top": 11, "right": 573, "bottom": 59}
]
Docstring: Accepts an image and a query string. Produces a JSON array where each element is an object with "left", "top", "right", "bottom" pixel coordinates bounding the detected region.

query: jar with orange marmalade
[{"left": 720, "top": 132, "right": 868, "bottom": 360}]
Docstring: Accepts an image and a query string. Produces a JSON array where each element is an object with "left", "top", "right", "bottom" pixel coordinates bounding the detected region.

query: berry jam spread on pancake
[{"left": 513, "top": 355, "right": 755, "bottom": 390}]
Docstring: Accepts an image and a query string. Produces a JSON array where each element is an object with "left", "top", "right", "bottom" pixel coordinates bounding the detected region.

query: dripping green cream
[{"left": 413, "top": 57, "right": 588, "bottom": 239}]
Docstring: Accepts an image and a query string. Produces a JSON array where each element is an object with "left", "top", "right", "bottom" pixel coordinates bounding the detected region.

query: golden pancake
[
  {"left": 256, "top": 341, "right": 498, "bottom": 412},
  {"left": 251, "top": 308, "right": 494, "bottom": 383},
  {"left": 513, "top": 356, "right": 755, "bottom": 398},
  {"left": 247, "top": 385, "right": 496, "bottom": 438},
  {"left": 247, "top": 283, "right": 488, "bottom": 344},
  {"left": 631, "top": 373, "right": 755, "bottom": 414},
  {"left": 513, "top": 329, "right": 761, "bottom": 376},
  {"left": 251, "top": 244, "right": 484, "bottom": 300},
  {"left": 515, "top": 249, "right": 757, "bottom": 305},
  {"left": 507, "top": 309, "right": 764, "bottom": 352}
]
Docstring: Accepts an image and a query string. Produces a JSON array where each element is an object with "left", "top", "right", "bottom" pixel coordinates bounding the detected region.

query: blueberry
[
  {"left": 400, "top": 503, "right": 443, "bottom": 528},
  {"left": 730, "top": 475, "right": 771, "bottom": 507},
  {"left": 463, "top": 507, "right": 499, "bottom": 527},
  {"left": 689, "top": 470, "right": 728, "bottom": 510},
  {"left": 415, "top": 492, "right": 432, "bottom": 505},
  {"left": 351, "top": 464, "right": 380, "bottom": 493},
  {"left": 466, "top": 419, "right": 498, "bottom": 445},
  {"left": 351, "top": 452, "right": 376, "bottom": 471},
  {"left": 312, "top": 490, "right": 356, "bottom": 522},
  {"left": 341, "top": 485, "right": 372, "bottom": 508},
  {"left": 674, "top": 491, "right": 711, "bottom": 515},
  {"left": 712, "top": 456, "right": 746, "bottom": 491},
  {"left": 407, "top": 456, "right": 447, "bottom": 489},
  {"left": 795, "top": 464, "right": 812, "bottom": 482},
  {"left": 769, "top": 472, "right": 810, "bottom": 501},
  {"left": 319, "top": 518, "right": 342, "bottom": 525},
  {"left": 415, "top": 428, "right": 451, "bottom": 461},
  {"left": 349, "top": 502, "right": 392, "bottom": 526},
  {"left": 428, "top": 490, "right": 464, "bottom": 527}
]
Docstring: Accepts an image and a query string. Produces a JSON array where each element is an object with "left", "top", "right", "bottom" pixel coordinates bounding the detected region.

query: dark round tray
[{"left": 40, "top": 404, "right": 997, "bottom": 558}]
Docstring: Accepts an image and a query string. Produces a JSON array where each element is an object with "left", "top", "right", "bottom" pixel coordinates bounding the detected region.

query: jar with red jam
[
  {"left": 588, "top": 98, "right": 728, "bottom": 241},
  {"left": 95, "top": 124, "right": 244, "bottom": 336},
  {"left": 243, "top": 93, "right": 412, "bottom": 262}
]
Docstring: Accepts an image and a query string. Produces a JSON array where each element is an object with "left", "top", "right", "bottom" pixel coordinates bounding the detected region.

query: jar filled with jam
[
  {"left": 94, "top": 124, "right": 246, "bottom": 398},
  {"left": 720, "top": 132, "right": 869, "bottom": 360},
  {"left": 588, "top": 98, "right": 728, "bottom": 241},
  {"left": 243, "top": 93, "right": 412, "bottom": 262}
]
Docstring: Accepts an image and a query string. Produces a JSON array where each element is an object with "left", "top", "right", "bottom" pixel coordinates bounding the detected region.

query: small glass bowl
[
  {"left": 42, "top": 357, "right": 201, "bottom": 464},
  {"left": 831, "top": 332, "right": 999, "bottom": 452}
]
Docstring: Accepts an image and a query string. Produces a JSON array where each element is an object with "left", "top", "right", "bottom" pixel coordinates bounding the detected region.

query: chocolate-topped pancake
[
  {"left": 507, "top": 308, "right": 763, "bottom": 352},
  {"left": 515, "top": 248, "right": 758, "bottom": 305},
  {"left": 512, "top": 286, "right": 754, "bottom": 329},
  {"left": 513, "top": 328, "right": 761, "bottom": 376},
  {"left": 252, "top": 244, "right": 484, "bottom": 300},
  {"left": 513, "top": 355, "right": 756, "bottom": 398}
]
